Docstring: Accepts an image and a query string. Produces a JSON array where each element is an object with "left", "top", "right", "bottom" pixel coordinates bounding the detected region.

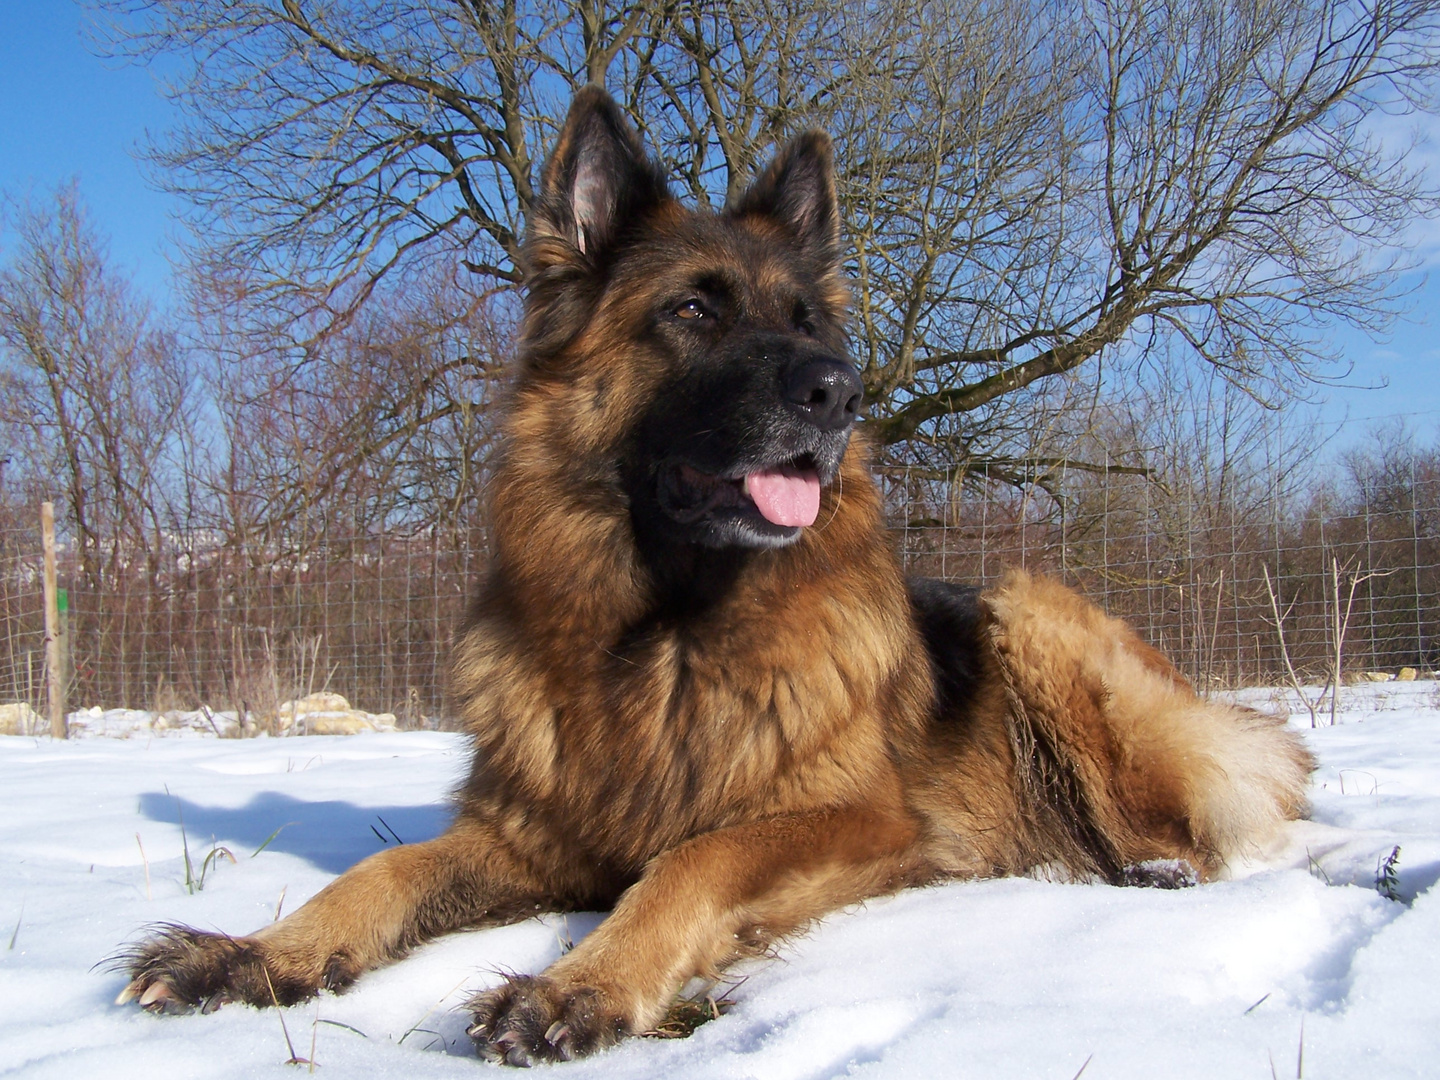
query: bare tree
[
  {"left": 96, "top": 0, "right": 667, "bottom": 324},
  {"left": 95, "top": 0, "right": 1440, "bottom": 472},
  {"left": 0, "top": 184, "right": 196, "bottom": 582},
  {"left": 857, "top": 0, "right": 1440, "bottom": 457},
  {"left": 191, "top": 252, "right": 508, "bottom": 549}
]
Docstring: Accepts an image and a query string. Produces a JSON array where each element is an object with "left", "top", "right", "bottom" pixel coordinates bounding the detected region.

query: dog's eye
[
  {"left": 794, "top": 301, "right": 816, "bottom": 336},
  {"left": 674, "top": 300, "right": 709, "bottom": 321}
]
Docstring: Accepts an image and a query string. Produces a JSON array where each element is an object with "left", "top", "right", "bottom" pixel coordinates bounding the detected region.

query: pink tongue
[{"left": 746, "top": 466, "right": 821, "bottom": 527}]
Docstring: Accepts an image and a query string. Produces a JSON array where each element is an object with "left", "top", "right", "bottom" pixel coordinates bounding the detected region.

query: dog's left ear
[{"left": 730, "top": 132, "right": 840, "bottom": 263}]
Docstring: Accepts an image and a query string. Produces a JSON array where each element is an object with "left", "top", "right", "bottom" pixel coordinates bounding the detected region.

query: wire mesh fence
[
  {"left": 0, "top": 521, "right": 488, "bottom": 730},
  {"left": 2, "top": 448, "right": 1437, "bottom": 728},
  {"left": 0, "top": 520, "right": 46, "bottom": 720},
  {"left": 886, "top": 453, "right": 1440, "bottom": 692}
]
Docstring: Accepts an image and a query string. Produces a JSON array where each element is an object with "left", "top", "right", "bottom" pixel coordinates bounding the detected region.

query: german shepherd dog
[{"left": 115, "top": 88, "right": 1314, "bottom": 1064}]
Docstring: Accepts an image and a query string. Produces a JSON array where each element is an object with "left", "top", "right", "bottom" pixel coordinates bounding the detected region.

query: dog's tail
[{"left": 984, "top": 570, "right": 1315, "bottom": 880}]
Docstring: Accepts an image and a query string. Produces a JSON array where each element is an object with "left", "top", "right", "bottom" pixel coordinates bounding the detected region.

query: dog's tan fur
[
  {"left": 911, "top": 571, "right": 1314, "bottom": 883},
  {"left": 115, "top": 88, "right": 1313, "bottom": 1064}
]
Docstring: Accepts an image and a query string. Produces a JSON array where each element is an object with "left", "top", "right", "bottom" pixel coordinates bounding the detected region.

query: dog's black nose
[{"left": 782, "top": 359, "right": 863, "bottom": 431}]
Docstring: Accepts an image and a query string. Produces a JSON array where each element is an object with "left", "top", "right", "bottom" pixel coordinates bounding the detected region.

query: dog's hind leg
[
  {"left": 467, "top": 804, "right": 924, "bottom": 1065},
  {"left": 113, "top": 816, "right": 554, "bottom": 1012},
  {"left": 983, "top": 570, "right": 1315, "bottom": 879}
]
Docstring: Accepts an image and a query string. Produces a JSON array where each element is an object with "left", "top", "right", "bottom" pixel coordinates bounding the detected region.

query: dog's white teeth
[
  {"left": 115, "top": 981, "right": 140, "bottom": 1005},
  {"left": 741, "top": 475, "right": 751, "bottom": 497}
]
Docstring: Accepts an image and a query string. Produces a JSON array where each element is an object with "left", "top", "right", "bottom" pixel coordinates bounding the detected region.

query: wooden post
[{"left": 41, "top": 501, "right": 67, "bottom": 739}]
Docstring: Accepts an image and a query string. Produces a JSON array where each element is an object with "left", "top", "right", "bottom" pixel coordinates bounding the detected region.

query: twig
[
  {"left": 136, "top": 833, "right": 152, "bottom": 901},
  {"left": 308, "top": 997, "right": 319, "bottom": 1074},
  {"left": 263, "top": 966, "right": 298, "bottom": 1060},
  {"left": 199, "top": 704, "right": 223, "bottom": 737},
  {"left": 398, "top": 975, "right": 470, "bottom": 1045},
  {"left": 262, "top": 965, "right": 311, "bottom": 1067},
  {"left": 1262, "top": 565, "right": 1320, "bottom": 727},
  {"left": 1208, "top": 570, "right": 1225, "bottom": 690},
  {"left": 375, "top": 815, "right": 404, "bottom": 845},
  {"left": 316, "top": 1018, "right": 368, "bottom": 1038},
  {"left": 1327, "top": 557, "right": 1398, "bottom": 726}
]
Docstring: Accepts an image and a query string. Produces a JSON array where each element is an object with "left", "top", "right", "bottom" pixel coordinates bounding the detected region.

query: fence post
[{"left": 41, "top": 501, "right": 68, "bottom": 739}]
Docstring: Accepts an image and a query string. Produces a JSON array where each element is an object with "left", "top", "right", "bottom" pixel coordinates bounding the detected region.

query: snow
[{"left": 2, "top": 685, "right": 1437, "bottom": 1078}]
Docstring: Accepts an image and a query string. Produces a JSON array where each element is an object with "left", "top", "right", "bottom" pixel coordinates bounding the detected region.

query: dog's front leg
[
  {"left": 468, "top": 805, "right": 923, "bottom": 1064},
  {"left": 114, "top": 816, "right": 553, "bottom": 1012}
]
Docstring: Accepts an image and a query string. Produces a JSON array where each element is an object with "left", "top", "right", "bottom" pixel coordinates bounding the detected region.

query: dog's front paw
[
  {"left": 111, "top": 924, "right": 250, "bottom": 1014},
  {"left": 467, "top": 974, "right": 626, "bottom": 1065},
  {"left": 109, "top": 924, "right": 339, "bottom": 1012}
]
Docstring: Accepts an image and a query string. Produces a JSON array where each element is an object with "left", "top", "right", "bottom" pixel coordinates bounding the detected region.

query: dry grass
[{"left": 642, "top": 986, "right": 739, "bottom": 1040}]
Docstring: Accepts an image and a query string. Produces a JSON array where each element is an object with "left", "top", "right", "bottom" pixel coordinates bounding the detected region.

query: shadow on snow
[{"left": 138, "top": 791, "right": 452, "bottom": 874}]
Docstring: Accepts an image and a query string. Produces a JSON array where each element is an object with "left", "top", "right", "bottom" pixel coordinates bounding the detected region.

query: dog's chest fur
[{"left": 451, "top": 446, "right": 930, "bottom": 881}]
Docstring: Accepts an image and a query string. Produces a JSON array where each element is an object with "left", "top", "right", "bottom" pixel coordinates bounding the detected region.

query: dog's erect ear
[
  {"left": 730, "top": 132, "right": 840, "bottom": 263},
  {"left": 528, "top": 86, "right": 669, "bottom": 267}
]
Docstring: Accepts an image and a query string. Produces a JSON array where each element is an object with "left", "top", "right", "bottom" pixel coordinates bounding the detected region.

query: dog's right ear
[{"left": 526, "top": 86, "right": 669, "bottom": 274}]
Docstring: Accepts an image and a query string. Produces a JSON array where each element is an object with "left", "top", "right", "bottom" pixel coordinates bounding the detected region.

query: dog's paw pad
[{"left": 467, "top": 974, "right": 625, "bottom": 1065}]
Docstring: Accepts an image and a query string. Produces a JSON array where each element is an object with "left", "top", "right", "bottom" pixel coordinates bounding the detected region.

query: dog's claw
[
  {"left": 469, "top": 974, "right": 625, "bottom": 1065},
  {"left": 485, "top": 1030, "right": 534, "bottom": 1068},
  {"left": 114, "top": 980, "right": 140, "bottom": 1006},
  {"left": 545, "top": 1020, "right": 576, "bottom": 1059},
  {"left": 138, "top": 981, "right": 172, "bottom": 1008},
  {"left": 477, "top": 1028, "right": 519, "bottom": 1064}
]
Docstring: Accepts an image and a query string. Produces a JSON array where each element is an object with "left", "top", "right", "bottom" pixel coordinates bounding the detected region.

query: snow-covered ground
[{"left": 2, "top": 683, "right": 1437, "bottom": 1079}]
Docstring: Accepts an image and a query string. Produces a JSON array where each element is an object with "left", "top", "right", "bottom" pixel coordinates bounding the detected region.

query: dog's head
[{"left": 518, "top": 86, "right": 861, "bottom": 553}]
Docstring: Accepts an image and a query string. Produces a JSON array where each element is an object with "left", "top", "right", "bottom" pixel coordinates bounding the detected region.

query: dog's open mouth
[{"left": 660, "top": 459, "right": 822, "bottom": 528}]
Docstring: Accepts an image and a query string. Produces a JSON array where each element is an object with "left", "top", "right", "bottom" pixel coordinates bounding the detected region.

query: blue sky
[
  {"left": 1, "top": 3, "right": 1437, "bottom": 445},
  {"left": 0, "top": 4, "right": 179, "bottom": 295}
]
